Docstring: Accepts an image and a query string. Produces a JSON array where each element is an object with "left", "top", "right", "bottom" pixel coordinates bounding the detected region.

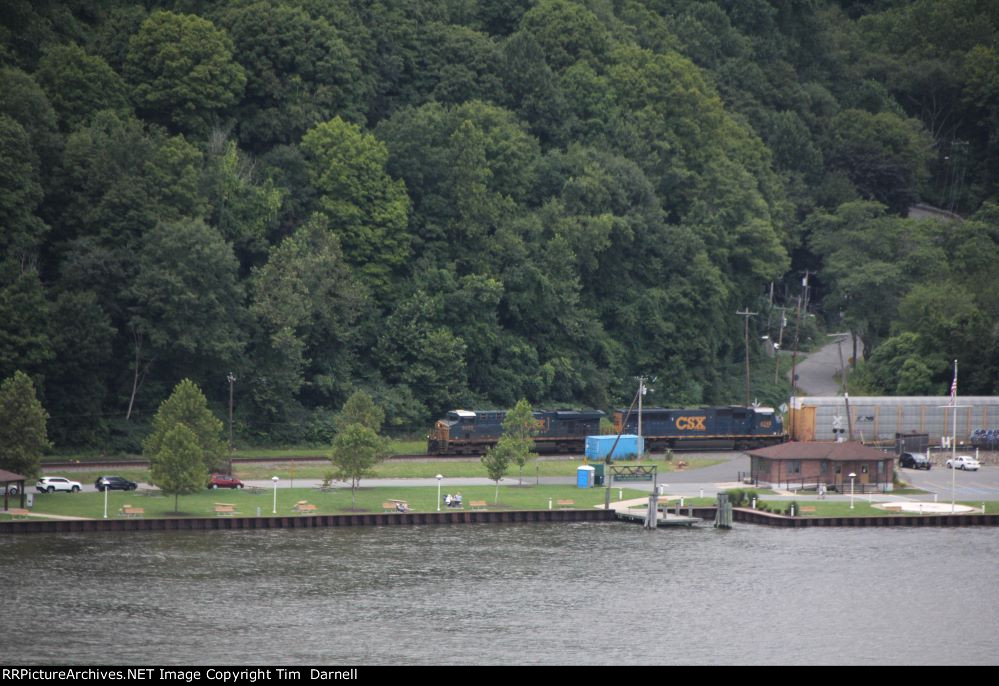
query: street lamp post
[
  {"left": 849, "top": 472, "right": 856, "bottom": 509},
  {"left": 436, "top": 474, "right": 443, "bottom": 511},
  {"left": 271, "top": 476, "right": 279, "bottom": 514},
  {"left": 101, "top": 478, "right": 110, "bottom": 519},
  {"left": 227, "top": 373, "right": 236, "bottom": 474}
]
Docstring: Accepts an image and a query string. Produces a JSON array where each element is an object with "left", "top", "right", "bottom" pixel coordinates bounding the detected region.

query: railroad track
[{"left": 41, "top": 453, "right": 530, "bottom": 470}]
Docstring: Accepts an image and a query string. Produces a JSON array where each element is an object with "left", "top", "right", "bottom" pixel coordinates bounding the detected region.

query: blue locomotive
[
  {"left": 613, "top": 406, "right": 788, "bottom": 451},
  {"left": 427, "top": 409, "right": 605, "bottom": 455}
]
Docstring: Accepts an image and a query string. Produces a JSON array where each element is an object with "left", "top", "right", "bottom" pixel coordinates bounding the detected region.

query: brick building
[{"left": 747, "top": 441, "right": 895, "bottom": 493}]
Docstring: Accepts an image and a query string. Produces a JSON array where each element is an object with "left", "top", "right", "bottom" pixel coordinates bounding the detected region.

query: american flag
[{"left": 950, "top": 361, "right": 958, "bottom": 406}]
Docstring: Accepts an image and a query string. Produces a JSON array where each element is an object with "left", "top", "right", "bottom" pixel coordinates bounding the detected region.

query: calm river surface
[{"left": 2, "top": 523, "right": 997, "bottom": 665}]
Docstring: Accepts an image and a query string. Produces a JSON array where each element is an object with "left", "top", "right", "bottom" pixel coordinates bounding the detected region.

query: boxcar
[
  {"left": 612, "top": 406, "right": 787, "bottom": 451},
  {"left": 427, "top": 409, "right": 605, "bottom": 455}
]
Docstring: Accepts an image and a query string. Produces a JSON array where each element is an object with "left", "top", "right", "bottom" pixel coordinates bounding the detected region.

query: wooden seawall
[
  {"left": 683, "top": 507, "right": 999, "bottom": 528},
  {"left": 0, "top": 507, "right": 617, "bottom": 534}
]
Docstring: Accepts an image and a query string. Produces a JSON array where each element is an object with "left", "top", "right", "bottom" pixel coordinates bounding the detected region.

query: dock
[{"left": 606, "top": 497, "right": 700, "bottom": 527}]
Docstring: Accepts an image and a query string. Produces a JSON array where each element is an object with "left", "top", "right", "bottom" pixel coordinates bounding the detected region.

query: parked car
[
  {"left": 95, "top": 475, "right": 138, "bottom": 491},
  {"left": 946, "top": 455, "right": 981, "bottom": 471},
  {"left": 899, "top": 452, "right": 932, "bottom": 470},
  {"left": 36, "top": 476, "right": 82, "bottom": 493},
  {"left": 2, "top": 483, "right": 21, "bottom": 496},
  {"left": 208, "top": 474, "right": 244, "bottom": 489}
]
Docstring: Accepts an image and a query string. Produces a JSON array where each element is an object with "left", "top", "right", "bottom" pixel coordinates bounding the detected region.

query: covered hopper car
[
  {"left": 427, "top": 409, "right": 605, "bottom": 455},
  {"left": 613, "top": 406, "right": 788, "bottom": 451}
]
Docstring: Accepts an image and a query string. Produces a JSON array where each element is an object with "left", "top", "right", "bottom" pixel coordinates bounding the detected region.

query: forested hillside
[{"left": 2, "top": 0, "right": 998, "bottom": 450}]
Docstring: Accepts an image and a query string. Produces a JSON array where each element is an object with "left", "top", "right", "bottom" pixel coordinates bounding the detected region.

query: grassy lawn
[
  {"left": 46, "top": 456, "right": 726, "bottom": 483},
  {"left": 18, "top": 484, "right": 648, "bottom": 519}
]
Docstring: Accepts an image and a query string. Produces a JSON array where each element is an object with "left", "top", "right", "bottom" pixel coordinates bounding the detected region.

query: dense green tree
[
  {"left": 0, "top": 115, "right": 47, "bottom": 266},
  {"left": 124, "top": 10, "right": 246, "bottom": 136},
  {"left": 127, "top": 218, "right": 246, "bottom": 416},
  {"left": 301, "top": 117, "right": 410, "bottom": 297},
  {"left": 34, "top": 43, "right": 131, "bottom": 132},
  {"left": 336, "top": 389, "right": 384, "bottom": 434},
  {"left": 249, "top": 214, "right": 367, "bottom": 424},
  {"left": 217, "top": 1, "right": 364, "bottom": 151},
  {"left": 143, "top": 379, "right": 226, "bottom": 473},
  {"left": 0, "top": 264, "right": 52, "bottom": 381},
  {"left": 0, "top": 370, "right": 51, "bottom": 479}
]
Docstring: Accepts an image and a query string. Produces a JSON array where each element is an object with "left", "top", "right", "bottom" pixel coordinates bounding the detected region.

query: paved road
[
  {"left": 898, "top": 464, "right": 999, "bottom": 502},
  {"left": 793, "top": 332, "right": 859, "bottom": 396}
]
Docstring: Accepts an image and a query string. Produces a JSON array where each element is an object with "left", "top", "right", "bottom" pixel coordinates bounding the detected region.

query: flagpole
[{"left": 951, "top": 359, "right": 958, "bottom": 514}]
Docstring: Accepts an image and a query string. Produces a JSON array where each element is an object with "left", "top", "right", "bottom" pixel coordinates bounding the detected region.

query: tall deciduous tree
[
  {"left": 124, "top": 10, "right": 246, "bottom": 136},
  {"left": 501, "top": 399, "right": 540, "bottom": 485},
  {"left": 149, "top": 423, "right": 208, "bottom": 513},
  {"left": 329, "top": 423, "right": 387, "bottom": 509},
  {"left": 481, "top": 440, "right": 512, "bottom": 504},
  {"left": 0, "top": 370, "right": 51, "bottom": 479},
  {"left": 301, "top": 116, "right": 410, "bottom": 298},
  {"left": 143, "top": 379, "right": 225, "bottom": 473}
]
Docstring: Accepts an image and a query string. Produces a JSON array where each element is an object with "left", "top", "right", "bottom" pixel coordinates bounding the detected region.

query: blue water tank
[{"left": 585, "top": 434, "right": 644, "bottom": 460}]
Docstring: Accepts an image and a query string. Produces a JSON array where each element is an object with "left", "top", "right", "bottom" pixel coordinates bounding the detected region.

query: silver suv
[{"left": 36, "top": 476, "right": 82, "bottom": 493}]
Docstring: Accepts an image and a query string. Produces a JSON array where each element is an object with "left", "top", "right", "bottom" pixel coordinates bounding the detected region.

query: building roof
[
  {"left": 748, "top": 441, "right": 891, "bottom": 462},
  {"left": 0, "top": 469, "right": 28, "bottom": 482}
]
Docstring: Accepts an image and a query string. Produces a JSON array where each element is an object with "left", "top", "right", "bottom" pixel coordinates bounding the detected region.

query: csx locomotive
[
  {"left": 613, "top": 405, "right": 787, "bottom": 451},
  {"left": 426, "top": 405, "right": 787, "bottom": 455},
  {"left": 426, "top": 409, "right": 605, "bottom": 455}
]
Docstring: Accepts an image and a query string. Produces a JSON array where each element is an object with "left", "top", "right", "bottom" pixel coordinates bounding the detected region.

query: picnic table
[
  {"left": 213, "top": 502, "right": 238, "bottom": 516},
  {"left": 118, "top": 505, "right": 145, "bottom": 518}
]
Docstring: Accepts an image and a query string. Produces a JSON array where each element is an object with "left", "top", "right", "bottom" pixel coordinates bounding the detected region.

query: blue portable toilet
[{"left": 576, "top": 465, "right": 595, "bottom": 489}]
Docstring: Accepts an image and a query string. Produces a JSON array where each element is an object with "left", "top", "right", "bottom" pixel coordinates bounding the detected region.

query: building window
[
  {"left": 820, "top": 461, "right": 828, "bottom": 475},
  {"left": 787, "top": 460, "right": 801, "bottom": 475},
  {"left": 862, "top": 464, "right": 869, "bottom": 474}
]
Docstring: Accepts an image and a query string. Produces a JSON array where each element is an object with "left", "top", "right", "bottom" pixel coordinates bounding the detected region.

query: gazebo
[
  {"left": 1, "top": 469, "right": 28, "bottom": 510},
  {"left": 747, "top": 441, "right": 895, "bottom": 493}
]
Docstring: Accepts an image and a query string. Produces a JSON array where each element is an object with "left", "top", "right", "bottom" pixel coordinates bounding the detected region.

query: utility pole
[
  {"left": 773, "top": 305, "right": 789, "bottom": 385},
  {"left": 636, "top": 376, "right": 645, "bottom": 442},
  {"left": 227, "top": 372, "right": 236, "bottom": 474},
  {"left": 736, "top": 309, "right": 757, "bottom": 407}
]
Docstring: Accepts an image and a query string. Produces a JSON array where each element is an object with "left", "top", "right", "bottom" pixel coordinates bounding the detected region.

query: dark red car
[{"left": 208, "top": 473, "right": 244, "bottom": 489}]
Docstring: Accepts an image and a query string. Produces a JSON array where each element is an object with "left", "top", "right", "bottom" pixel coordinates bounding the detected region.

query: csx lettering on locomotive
[{"left": 675, "top": 416, "right": 706, "bottom": 430}]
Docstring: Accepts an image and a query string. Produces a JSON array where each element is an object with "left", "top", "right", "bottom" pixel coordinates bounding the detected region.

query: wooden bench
[
  {"left": 383, "top": 501, "right": 409, "bottom": 513},
  {"left": 469, "top": 500, "right": 488, "bottom": 510},
  {"left": 293, "top": 501, "right": 317, "bottom": 514},
  {"left": 118, "top": 505, "right": 145, "bottom": 518},
  {"left": 6, "top": 508, "right": 30, "bottom": 519},
  {"left": 213, "top": 503, "right": 237, "bottom": 516},
  {"left": 799, "top": 506, "right": 817, "bottom": 514},
  {"left": 556, "top": 499, "right": 575, "bottom": 509}
]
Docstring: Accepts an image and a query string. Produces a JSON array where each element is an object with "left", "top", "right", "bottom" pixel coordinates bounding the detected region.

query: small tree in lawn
[
  {"left": 0, "top": 371, "right": 51, "bottom": 479},
  {"left": 330, "top": 423, "right": 387, "bottom": 509},
  {"left": 481, "top": 439, "right": 513, "bottom": 504},
  {"left": 149, "top": 424, "right": 208, "bottom": 513},
  {"left": 502, "top": 399, "right": 539, "bottom": 485},
  {"left": 143, "top": 379, "right": 226, "bottom": 473}
]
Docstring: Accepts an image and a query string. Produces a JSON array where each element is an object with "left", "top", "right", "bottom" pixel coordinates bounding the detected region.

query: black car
[
  {"left": 95, "top": 475, "right": 138, "bottom": 491},
  {"left": 899, "top": 452, "right": 932, "bottom": 470}
]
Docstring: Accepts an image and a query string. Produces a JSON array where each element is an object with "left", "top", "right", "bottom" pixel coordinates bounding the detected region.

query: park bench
[
  {"left": 556, "top": 499, "right": 576, "bottom": 509},
  {"left": 214, "top": 503, "right": 237, "bottom": 516},
  {"left": 293, "top": 501, "right": 317, "bottom": 514},
  {"left": 118, "top": 505, "right": 145, "bottom": 518},
  {"left": 799, "top": 506, "right": 817, "bottom": 515},
  {"left": 6, "top": 508, "right": 30, "bottom": 519},
  {"left": 245, "top": 486, "right": 266, "bottom": 495},
  {"left": 383, "top": 501, "right": 409, "bottom": 513},
  {"left": 469, "top": 500, "right": 488, "bottom": 510}
]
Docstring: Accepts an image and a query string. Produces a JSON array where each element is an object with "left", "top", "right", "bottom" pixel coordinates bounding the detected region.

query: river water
[{"left": 2, "top": 522, "right": 997, "bottom": 665}]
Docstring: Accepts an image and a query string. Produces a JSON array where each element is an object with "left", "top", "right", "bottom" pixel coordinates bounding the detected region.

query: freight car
[
  {"left": 427, "top": 409, "right": 605, "bottom": 455},
  {"left": 613, "top": 406, "right": 788, "bottom": 451},
  {"left": 789, "top": 396, "right": 999, "bottom": 445}
]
